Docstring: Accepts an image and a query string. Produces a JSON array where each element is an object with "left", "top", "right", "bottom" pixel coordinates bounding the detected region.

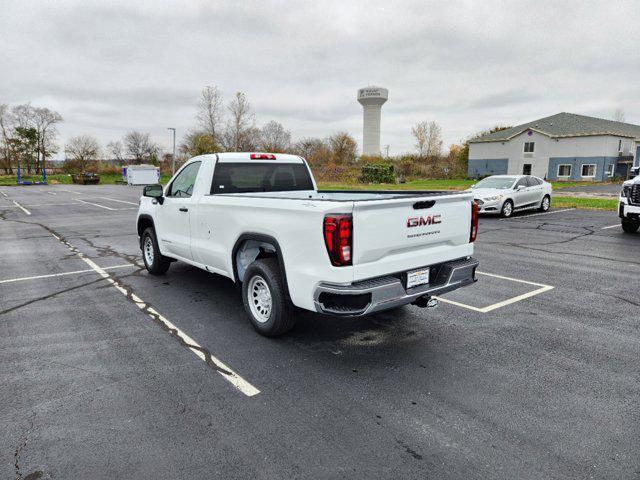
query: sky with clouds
[{"left": 2, "top": 0, "right": 639, "bottom": 158}]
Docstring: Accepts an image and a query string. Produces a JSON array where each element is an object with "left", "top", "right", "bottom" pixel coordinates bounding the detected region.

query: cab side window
[{"left": 167, "top": 162, "right": 201, "bottom": 198}]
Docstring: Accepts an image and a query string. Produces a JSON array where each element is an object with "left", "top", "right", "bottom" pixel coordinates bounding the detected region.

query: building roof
[{"left": 469, "top": 112, "right": 640, "bottom": 143}]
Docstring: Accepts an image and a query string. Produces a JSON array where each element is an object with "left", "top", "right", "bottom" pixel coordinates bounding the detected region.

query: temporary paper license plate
[{"left": 407, "top": 268, "right": 430, "bottom": 288}]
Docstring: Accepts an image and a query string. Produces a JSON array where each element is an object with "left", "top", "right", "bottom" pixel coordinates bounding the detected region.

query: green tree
[
  {"left": 12, "top": 126, "right": 38, "bottom": 173},
  {"left": 180, "top": 130, "right": 218, "bottom": 157}
]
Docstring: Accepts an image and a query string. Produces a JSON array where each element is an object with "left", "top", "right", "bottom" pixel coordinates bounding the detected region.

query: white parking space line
[
  {"left": 47, "top": 232, "right": 260, "bottom": 397},
  {"left": 59, "top": 188, "right": 82, "bottom": 194},
  {"left": 12, "top": 200, "right": 31, "bottom": 215},
  {"left": 1, "top": 191, "right": 8, "bottom": 197},
  {"left": 0, "top": 264, "right": 135, "bottom": 284},
  {"left": 602, "top": 224, "right": 620, "bottom": 230},
  {"left": 97, "top": 196, "right": 138, "bottom": 205},
  {"left": 74, "top": 198, "right": 117, "bottom": 210},
  {"left": 435, "top": 270, "right": 554, "bottom": 314},
  {"left": 14, "top": 202, "right": 81, "bottom": 207},
  {"left": 47, "top": 191, "right": 57, "bottom": 195},
  {"left": 501, "top": 208, "right": 575, "bottom": 220}
]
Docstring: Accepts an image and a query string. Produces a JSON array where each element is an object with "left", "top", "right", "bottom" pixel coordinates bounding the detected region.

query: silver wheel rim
[
  {"left": 144, "top": 237, "right": 154, "bottom": 266},
  {"left": 542, "top": 197, "right": 550, "bottom": 210},
  {"left": 248, "top": 275, "right": 272, "bottom": 323},
  {"left": 503, "top": 202, "right": 512, "bottom": 216}
]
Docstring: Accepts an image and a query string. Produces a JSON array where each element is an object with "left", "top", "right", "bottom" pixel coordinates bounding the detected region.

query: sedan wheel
[
  {"left": 501, "top": 200, "right": 514, "bottom": 218},
  {"left": 539, "top": 195, "right": 551, "bottom": 212}
]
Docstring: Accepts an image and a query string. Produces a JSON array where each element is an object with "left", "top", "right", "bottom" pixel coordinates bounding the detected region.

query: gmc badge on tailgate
[{"left": 407, "top": 215, "right": 442, "bottom": 228}]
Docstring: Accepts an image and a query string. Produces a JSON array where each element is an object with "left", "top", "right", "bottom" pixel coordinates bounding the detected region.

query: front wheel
[
  {"left": 141, "top": 227, "right": 171, "bottom": 275},
  {"left": 501, "top": 199, "right": 514, "bottom": 218},
  {"left": 539, "top": 195, "right": 551, "bottom": 212},
  {"left": 242, "top": 258, "right": 295, "bottom": 336},
  {"left": 621, "top": 219, "right": 640, "bottom": 234}
]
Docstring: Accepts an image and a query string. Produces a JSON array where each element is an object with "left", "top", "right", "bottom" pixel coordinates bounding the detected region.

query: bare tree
[
  {"left": 328, "top": 132, "right": 358, "bottom": 164},
  {"left": 291, "top": 137, "right": 331, "bottom": 166},
  {"left": 197, "top": 85, "right": 223, "bottom": 149},
  {"left": 65, "top": 135, "right": 100, "bottom": 172},
  {"left": 124, "top": 131, "right": 157, "bottom": 164},
  {"left": 411, "top": 120, "right": 442, "bottom": 158},
  {"left": 259, "top": 120, "right": 291, "bottom": 153},
  {"left": 106, "top": 140, "right": 125, "bottom": 161},
  {"left": 221, "top": 92, "right": 256, "bottom": 151},
  {"left": 180, "top": 130, "right": 218, "bottom": 157},
  {"left": 613, "top": 109, "right": 626, "bottom": 123}
]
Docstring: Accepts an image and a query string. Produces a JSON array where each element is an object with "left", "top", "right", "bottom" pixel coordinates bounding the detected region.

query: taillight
[
  {"left": 250, "top": 153, "right": 276, "bottom": 160},
  {"left": 323, "top": 214, "right": 352, "bottom": 266},
  {"left": 470, "top": 201, "right": 479, "bottom": 242}
]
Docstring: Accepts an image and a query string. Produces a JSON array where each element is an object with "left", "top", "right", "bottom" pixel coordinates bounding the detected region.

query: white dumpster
[{"left": 125, "top": 164, "right": 160, "bottom": 185}]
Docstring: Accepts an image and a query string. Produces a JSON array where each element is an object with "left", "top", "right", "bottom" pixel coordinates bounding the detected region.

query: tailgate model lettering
[{"left": 407, "top": 214, "right": 442, "bottom": 228}]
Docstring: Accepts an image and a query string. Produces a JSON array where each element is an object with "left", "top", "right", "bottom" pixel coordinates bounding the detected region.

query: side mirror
[
  {"left": 516, "top": 185, "right": 526, "bottom": 191},
  {"left": 143, "top": 184, "right": 164, "bottom": 204}
]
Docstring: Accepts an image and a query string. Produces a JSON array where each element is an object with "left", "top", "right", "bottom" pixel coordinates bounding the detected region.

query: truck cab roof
[{"left": 216, "top": 152, "right": 304, "bottom": 164}]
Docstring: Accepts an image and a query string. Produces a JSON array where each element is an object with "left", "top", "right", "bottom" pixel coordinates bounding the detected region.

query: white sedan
[{"left": 470, "top": 175, "right": 553, "bottom": 218}]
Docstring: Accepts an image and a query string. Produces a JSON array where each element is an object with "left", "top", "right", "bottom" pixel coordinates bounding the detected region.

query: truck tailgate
[{"left": 351, "top": 193, "right": 474, "bottom": 281}]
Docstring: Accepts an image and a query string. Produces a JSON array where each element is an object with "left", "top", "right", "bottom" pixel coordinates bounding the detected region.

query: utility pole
[
  {"left": 383, "top": 145, "right": 390, "bottom": 158},
  {"left": 167, "top": 128, "right": 176, "bottom": 175}
]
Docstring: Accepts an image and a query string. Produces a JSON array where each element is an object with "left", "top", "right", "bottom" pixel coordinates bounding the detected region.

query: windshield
[{"left": 473, "top": 177, "right": 516, "bottom": 189}]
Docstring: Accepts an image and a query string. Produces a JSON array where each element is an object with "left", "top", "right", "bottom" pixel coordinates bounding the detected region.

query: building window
[
  {"left": 605, "top": 164, "right": 614, "bottom": 177},
  {"left": 557, "top": 164, "right": 572, "bottom": 177},
  {"left": 581, "top": 164, "right": 596, "bottom": 178},
  {"left": 524, "top": 142, "right": 535, "bottom": 153},
  {"left": 522, "top": 164, "right": 532, "bottom": 175},
  {"left": 618, "top": 139, "right": 622, "bottom": 152}
]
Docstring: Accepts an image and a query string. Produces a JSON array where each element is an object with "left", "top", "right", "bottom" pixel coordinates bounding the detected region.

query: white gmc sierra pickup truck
[
  {"left": 619, "top": 167, "right": 640, "bottom": 234},
  {"left": 136, "top": 153, "right": 479, "bottom": 336}
]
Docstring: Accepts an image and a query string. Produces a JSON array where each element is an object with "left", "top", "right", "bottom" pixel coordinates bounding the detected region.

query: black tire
[
  {"left": 538, "top": 195, "right": 551, "bottom": 212},
  {"left": 621, "top": 219, "right": 640, "bottom": 234},
  {"left": 501, "top": 199, "right": 514, "bottom": 218},
  {"left": 242, "top": 257, "right": 295, "bottom": 336},
  {"left": 141, "top": 227, "right": 171, "bottom": 275}
]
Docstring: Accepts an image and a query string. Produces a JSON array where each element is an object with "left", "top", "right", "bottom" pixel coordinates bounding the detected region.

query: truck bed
[{"left": 212, "top": 189, "right": 465, "bottom": 202}]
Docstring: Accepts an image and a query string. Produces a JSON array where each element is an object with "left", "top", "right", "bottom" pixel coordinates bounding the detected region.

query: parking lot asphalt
[{"left": 1, "top": 185, "right": 639, "bottom": 479}]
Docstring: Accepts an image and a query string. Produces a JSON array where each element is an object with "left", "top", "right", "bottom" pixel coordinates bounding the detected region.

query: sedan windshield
[{"left": 473, "top": 177, "right": 516, "bottom": 189}]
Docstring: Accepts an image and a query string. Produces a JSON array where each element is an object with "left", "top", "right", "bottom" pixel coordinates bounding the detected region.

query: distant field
[{"left": 0, "top": 173, "right": 172, "bottom": 186}]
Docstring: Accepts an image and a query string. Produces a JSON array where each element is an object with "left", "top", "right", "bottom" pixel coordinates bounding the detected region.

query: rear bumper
[{"left": 313, "top": 257, "right": 479, "bottom": 316}]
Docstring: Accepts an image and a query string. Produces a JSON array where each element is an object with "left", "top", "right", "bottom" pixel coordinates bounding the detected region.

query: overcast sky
[{"left": 2, "top": 0, "right": 639, "bottom": 158}]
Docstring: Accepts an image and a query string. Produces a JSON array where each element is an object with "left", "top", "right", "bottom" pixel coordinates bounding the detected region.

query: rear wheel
[
  {"left": 621, "top": 219, "right": 640, "bottom": 233},
  {"left": 141, "top": 227, "right": 171, "bottom": 275},
  {"left": 500, "top": 199, "right": 514, "bottom": 218},
  {"left": 538, "top": 195, "right": 551, "bottom": 212},
  {"left": 242, "top": 258, "right": 295, "bottom": 336}
]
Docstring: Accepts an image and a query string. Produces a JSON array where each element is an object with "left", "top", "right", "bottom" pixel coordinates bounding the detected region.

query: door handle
[{"left": 179, "top": 207, "right": 189, "bottom": 212}]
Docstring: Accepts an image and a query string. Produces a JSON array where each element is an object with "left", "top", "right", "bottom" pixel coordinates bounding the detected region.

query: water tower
[{"left": 357, "top": 86, "right": 388, "bottom": 156}]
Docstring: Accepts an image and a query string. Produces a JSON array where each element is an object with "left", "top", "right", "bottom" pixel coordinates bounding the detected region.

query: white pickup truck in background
[
  {"left": 136, "top": 153, "right": 479, "bottom": 336},
  {"left": 619, "top": 167, "right": 640, "bottom": 233}
]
